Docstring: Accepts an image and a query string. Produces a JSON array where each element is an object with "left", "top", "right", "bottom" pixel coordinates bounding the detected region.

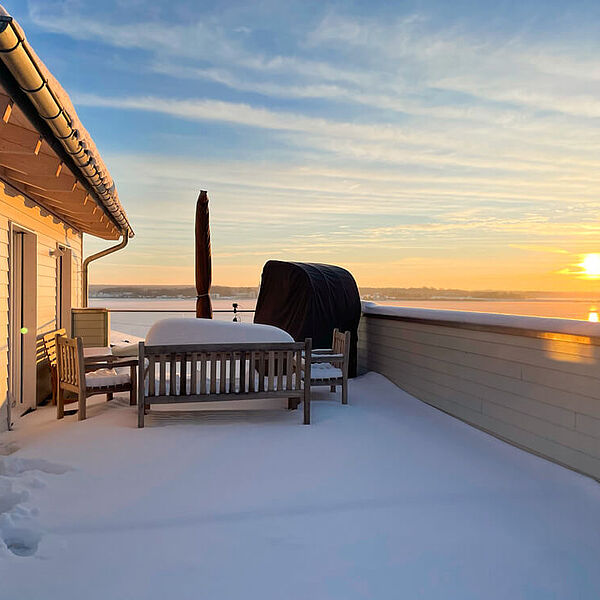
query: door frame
[
  {"left": 8, "top": 222, "right": 37, "bottom": 424},
  {"left": 56, "top": 244, "right": 72, "bottom": 335}
]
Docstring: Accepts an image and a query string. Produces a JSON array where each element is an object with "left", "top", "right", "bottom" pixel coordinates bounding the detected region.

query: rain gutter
[{"left": 0, "top": 8, "right": 133, "bottom": 237}]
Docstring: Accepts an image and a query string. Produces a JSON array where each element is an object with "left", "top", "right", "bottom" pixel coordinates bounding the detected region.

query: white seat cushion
[
  {"left": 86, "top": 368, "right": 130, "bottom": 388},
  {"left": 310, "top": 362, "right": 343, "bottom": 380},
  {"left": 299, "top": 356, "right": 343, "bottom": 381}
]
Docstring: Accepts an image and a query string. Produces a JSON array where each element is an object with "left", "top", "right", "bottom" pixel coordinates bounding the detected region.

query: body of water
[
  {"left": 90, "top": 297, "right": 600, "bottom": 339},
  {"left": 89, "top": 297, "right": 257, "bottom": 339}
]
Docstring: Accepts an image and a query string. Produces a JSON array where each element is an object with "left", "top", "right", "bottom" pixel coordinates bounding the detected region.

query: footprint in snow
[{"left": 0, "top": 456, "right": 70, "bottom": 557}]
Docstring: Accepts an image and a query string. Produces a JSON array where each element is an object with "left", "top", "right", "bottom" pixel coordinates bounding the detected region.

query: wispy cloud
[{"left": 22, "top": 0, "right": 600, "bottom": 289}]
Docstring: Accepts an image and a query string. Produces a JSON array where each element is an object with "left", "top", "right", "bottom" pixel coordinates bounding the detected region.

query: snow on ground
[{"left": 1, "top": 373, "right": 599, "bottom": 599}]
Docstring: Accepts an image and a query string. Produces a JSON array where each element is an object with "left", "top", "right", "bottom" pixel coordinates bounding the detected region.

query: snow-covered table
[
  {"left": 83, "top": 346, "right": 112, "bottom": 358},
  {"left": 145, "top": 318, "right": 294, "bottom": 345}
]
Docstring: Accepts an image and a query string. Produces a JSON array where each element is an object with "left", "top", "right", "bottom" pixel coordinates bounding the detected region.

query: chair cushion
[
  {"left": 86, "top": 368, "right": 130, "bottom": 388},
  {"left": 310, "top": 362, "right": 343, "bottom": 380}
]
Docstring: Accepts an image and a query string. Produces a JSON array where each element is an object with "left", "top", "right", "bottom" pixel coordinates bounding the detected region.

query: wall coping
[{"left": 361, "top": 301, "right": 600, "bottom": 342}]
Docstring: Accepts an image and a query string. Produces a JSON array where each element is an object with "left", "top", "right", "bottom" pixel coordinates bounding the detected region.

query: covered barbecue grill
[{"left": 253, "top": 261, "right": 361, "bottom": 377}]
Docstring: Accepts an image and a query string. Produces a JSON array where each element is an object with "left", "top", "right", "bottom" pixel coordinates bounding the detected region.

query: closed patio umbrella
[{"left": 195, "top": 190, "right": 212, "bottom": 318}]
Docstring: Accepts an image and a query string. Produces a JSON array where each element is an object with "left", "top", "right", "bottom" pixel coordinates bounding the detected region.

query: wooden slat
[
  {"left": 258, "top": 353, "right": 265, "bottom": 392},
  {"left": 180, "top": 353, "right": 187, "bottom": 395},
  {"left": 190, "top": 352, "right": 198, "bottom": 395},
  {"left": 159, "top": 355, "right": 166, "bottom": 396},
  {"left": 286, "top": 351, "right": 293, "bottom": 391},
  {"left": 251, "top": 352, "right": 258, "bottom": 392},
  {"left": 220, "top": 352, "right": 227, "bottom": 393},
  {"left": 145, "top": 341, "right": 305, "bottom": 354},
  {"left": 149, "top": 390, "right": 302, "bottom": 404},
  {"left": 170, "top": 354, "right": 176, "bottom": 396},
  {"left": 295, "top": 350, "right": 302, "bottom": 390},
  {"left": 239, "top": 351, "right": 246, "bottom": 394},
  {"left": 138, "top": 342, "right": 146, "bottom": 428},
  {"left": 200, "top": 353, "right": 207, "bottom": 394},
  {"left": 230, "top": 351, "right": 237, "bottom": 394},
  {"left": 148, "top": 356, "right": 156, "bottom": 396},
  {"left": 268, "top": 351, "right": 275, "bottom": 391},
  {"left": 276, "top": 351, "right": 283, "bottom": 391},
  {"left": 210, "top": 352, "right": 217, "bottom": 394}
]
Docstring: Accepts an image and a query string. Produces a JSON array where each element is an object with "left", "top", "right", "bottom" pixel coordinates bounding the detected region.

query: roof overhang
[{"left": 0, "top": 6, "right": 133, "bottom": 240}]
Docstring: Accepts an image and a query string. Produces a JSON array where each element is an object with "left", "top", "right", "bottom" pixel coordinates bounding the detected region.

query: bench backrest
[
  {"left": 140, "top": 340, "right": 311, "bottom": 398},
  {"left": 42, "top": 328, "right": 67, "bottom": 368}
]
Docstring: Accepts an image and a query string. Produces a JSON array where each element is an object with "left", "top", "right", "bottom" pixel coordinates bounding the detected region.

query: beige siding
[
  {"left": 0, "top": 179, "right": 82, "bottom": 431},
  {"left": 358, "top": 314, "right": 600, "bottom": 480}
]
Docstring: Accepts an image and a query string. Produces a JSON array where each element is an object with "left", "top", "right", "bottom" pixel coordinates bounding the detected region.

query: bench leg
[
  {"left": 51, "top": 370, "right": 58, "bottom": 406},
  {"left": 303, "top": 390, "right": 310, "bottom": 425},
  {"left": 342, "top": 378, "right": 348, "bottom": 405},
  {"left": 288, "top": 398, "right": 300, "bottom": 410},
  {"left": 106, "top": 392, "right": 114, "bottom": 401},
  {"left": 57, "top": 387, "right": 65, "bottom": 419},
  {"left": 130, "top": 366, "right": 137, "bottom": 406},
  {"left": 138, "top": 397, "right": 145, "bottom": 428},
  {"left": 330, "top": 385, "right": 336, "bottom": 393},
  {"left": 78, "top": 391, "right": 87, "bottom": 421}
]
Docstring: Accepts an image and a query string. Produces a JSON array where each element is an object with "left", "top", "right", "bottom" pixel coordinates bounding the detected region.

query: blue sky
[{"left": 5, "top": 0, "right": 600, "bottom": 289}]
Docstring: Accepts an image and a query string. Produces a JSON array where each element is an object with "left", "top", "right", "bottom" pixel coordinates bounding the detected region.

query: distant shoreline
[{"left": 90, "top": 284, "right": 600, "bottom": 302}]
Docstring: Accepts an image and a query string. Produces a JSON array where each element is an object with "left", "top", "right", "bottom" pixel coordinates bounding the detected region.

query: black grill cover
[{"left": 253, "top": 261, "right": 362, "bottom": 377}]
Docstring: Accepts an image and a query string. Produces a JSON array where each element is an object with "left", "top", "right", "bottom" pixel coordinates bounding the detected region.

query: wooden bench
[{"left": 137, "top": 339, "right": 312, "bottom": 428}]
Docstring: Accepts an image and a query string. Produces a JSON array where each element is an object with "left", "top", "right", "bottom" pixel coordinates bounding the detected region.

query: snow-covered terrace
[{"left": 2, "top": 372, "right": 600, "bottom": 599}]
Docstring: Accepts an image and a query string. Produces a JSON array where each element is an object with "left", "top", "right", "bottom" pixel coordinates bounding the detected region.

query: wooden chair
[
  {"left": 309, "top": 329, "right": 351, "bottom": 405},
  {"left": 42, "top": 328, "right": 67, "bottom": 405},
  {"left": 56, "top": 335, "right": 138, "bottom": 420}
]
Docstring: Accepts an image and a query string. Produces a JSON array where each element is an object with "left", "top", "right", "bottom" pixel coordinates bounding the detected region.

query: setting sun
[{"left": 580, "top": 254, "right": 600, "bottom": 278}]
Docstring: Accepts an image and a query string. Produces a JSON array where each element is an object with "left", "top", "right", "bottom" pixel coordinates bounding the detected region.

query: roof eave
[{"left": 0, "top": 7, "right": 133, "bottom": 238}]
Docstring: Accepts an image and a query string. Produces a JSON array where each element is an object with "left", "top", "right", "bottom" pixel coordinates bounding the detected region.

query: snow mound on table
[{"left": 146, "top": 318, "right": 293, "bottom": 345}]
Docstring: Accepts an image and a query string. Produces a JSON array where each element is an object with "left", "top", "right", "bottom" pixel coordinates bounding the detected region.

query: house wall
[
  {"left": 0, "top": 179, "right": 82, "bottom": 432},
  {"left": 358, "top": 305, "right": 600, "bottom": 481}
]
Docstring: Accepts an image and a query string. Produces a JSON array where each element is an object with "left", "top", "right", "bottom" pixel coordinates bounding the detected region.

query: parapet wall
[{"left": 358, "top": 303, "right": 600, "bottom": 480}]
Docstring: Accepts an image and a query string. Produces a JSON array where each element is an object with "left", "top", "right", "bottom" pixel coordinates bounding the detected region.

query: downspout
[{"left": 82, "top": 232, "right": 129, "bottom": 307}]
